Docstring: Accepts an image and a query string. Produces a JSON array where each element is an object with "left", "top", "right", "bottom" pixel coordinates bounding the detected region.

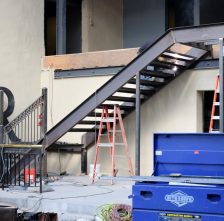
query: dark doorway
[
  {"left": 203, "top": 91, "right": 218, "bottom": 132},
  {"left": 166, "top": 0, "right": 194, "bottom": 29},
  {"left": 200, "top": 0, "right": 224, "bottom": 24}
]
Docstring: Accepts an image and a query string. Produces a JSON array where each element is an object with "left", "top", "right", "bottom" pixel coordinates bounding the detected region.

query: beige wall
[
  {"left": 82, "top": 0, "right": 123, "bottom": 52},
  {"left": 41, "top": 69, "right": 111, "bottom": 174},
  {"left": 42, "top": 66, "right": 217, "bottom": 175},
  {"left": 0, "top": 0, "right": 44, "bottom": 119}
]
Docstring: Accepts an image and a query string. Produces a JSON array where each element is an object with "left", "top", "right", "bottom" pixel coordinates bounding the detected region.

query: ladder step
[
  {"left": 98, "top": 143, "right": 125, "bottom": 147},
  {"left": 101, "top": 118, "right": 118, "bottom": 122},
  {"left": 214, "top": 102, "right": 220, "bottom": 106},
  {"left": 210, "top": 130, "right": 220, "bottom": 133},
  {"left": 212, "top": 116, "right": 220, "bottom": 120},
  {"left": 98, "top": 143, "right": 112, "bottom": 147},
  {"left": 109, "top": 130, "right": 122, "bottom": 132}
]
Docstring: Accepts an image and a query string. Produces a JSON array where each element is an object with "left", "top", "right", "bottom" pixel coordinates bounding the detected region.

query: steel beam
[
  {"left": 56, "top": 0, "right": 66, "bottom": 54},
  {"left": 55, "top": 67, "right": 123, "bottom": 79},
  {"left": 135, "top": 73, "right": 141, "bottom": 175},
  {"left": 43, "top": 31, "right": 175, "bottom": 148},
  {"left": 173, "top": 23, "right": 224, "bottom": 43},
  {"left": 194, "top": 0, "right": 200, "bottom": 26},
  {"left": 41, "top": 88, "right": 48, "bottom": 176},
  {"left": 219, "top": 38, "right": 224, "bottom": 132}
]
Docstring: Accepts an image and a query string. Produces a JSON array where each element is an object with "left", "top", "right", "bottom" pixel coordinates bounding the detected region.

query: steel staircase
[
  {"left": 1, "top": 23, "right": 224, "bottom": 182},
  {"left": 42, "top": 24, "right": 224, "bottom": 149}
]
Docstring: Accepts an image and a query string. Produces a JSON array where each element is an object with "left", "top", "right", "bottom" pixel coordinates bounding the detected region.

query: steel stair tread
[
  {"left": 107, "top": 95, "right": 144, "bottom": 102},
  {"left": 118, "top": 87, "right": 155, "bottom": 95},
  {"left": 128, "top": 78, "right": 163, "bottom": 87},
  {"left": 140, "top": 70, "right": 174, "bottom": 79}
]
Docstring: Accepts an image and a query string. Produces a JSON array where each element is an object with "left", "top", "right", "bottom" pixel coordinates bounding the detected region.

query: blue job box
[{"left": 132, "top": 133, "right": 224, "bottom": 221}]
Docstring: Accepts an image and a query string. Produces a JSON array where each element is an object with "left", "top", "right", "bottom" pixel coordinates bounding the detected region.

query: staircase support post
[
  {"left": 219, "top": 38, "right": 224, "bottom": 132},
  {"left": 56, "top": 0, "right": 67, "bottom": 54},
  {"left": 0, "top": 90, "right": 4, "bottom": 144},
  {"left": 135, "top": 73, "right": 141, "bottom": 175},
  {"left": 42, "top": 88, "right": 48, "bottom": 177}
]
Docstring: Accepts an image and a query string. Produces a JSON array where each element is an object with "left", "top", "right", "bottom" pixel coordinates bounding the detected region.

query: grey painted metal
[
  {"left": 55, "top": 67, "right": 123, "bottom": 79},
  {"left": 194, "top": 0, "right": 200, "bottom": 26},
  {"left": 100, "top": 175, "right": 224, "bottom": 185},
  {"left": 54, "top": 60, "right": 219, "bottom": 80},
  {"left": 41, "top": 88, "right": 48, "bottom": 176},
  {"left": 135, "top": 73, "right": 141, "bottom": 175},
  {"left": 43, "top": 31, "right": 175, "bottom": 148},
  {"left": 219, "top": 38, "right": 224, "bottom": 132},
  {"left": 0, "top": 90, "right": 3, "bottom": 144},
  {"left": 41, "top": 88, "right": 48, "bottom": 138},
  {"left": 56, "top": 0, "right": 66, "bottom": 54},
  {"left": 173, "top": 23, "right": 224, "bottom": 43}
]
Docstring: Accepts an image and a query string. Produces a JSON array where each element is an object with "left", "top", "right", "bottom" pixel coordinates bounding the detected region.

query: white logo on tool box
[{"left": 165, "top": 190, "right": 194, "bottom": 207}]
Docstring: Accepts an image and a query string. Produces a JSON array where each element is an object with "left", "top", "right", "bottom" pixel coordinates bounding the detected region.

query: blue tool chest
[{"left": 132, "top": 133, "right": 224, "bottom": 221}]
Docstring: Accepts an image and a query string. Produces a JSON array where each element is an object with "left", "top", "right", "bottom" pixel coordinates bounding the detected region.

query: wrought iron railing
[
  {"left": 3, "top": 88, "right": 47, "bottom": 144},
  {"left": 0, "top": 88, "right": 47, "bottom": 193},
  {"left": 0, "top": 145, "right": 43, "bottom": 192}
]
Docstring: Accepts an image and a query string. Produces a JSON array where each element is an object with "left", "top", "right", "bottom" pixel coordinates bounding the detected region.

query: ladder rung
[
  {"left": 109, "top": 130, "right": 122, "bottom": 132},
  {"left": 101, "top": 118, "right": 118, "bottom": 122},
  {"left": 210, "top": 130, "right": 220, "bottom": 133},
  {"left": 114, "top": 143, "right": 125, "bottom": 146},
  {"left": 212, "top": 116, "right": 220, "bottom": 120},
  {"left": 214, "top": 102, "right": 220, "bottom": 106},
  {"left": 98, "top": 143, "right": 125, "bottom": 147},
  {"left": 98, "top": 143, "right": 112, "bottom": 147}
]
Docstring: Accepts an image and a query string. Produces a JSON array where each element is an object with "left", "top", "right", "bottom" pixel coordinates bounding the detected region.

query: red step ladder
[
  {"left": 92, "top": 105, "right": 134, "bottom": 183},
  {"left": 209, "top": 74, "right": 220, "bottom": 133}
]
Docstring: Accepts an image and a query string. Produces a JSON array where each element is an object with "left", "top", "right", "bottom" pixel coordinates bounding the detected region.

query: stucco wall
[
  {"left": 82, "top": 0, "right": 123, "bottom": 52},
  {"left": 0, "top": 0, "right": 44, "bottom": 119},
  {"left": 41, "top": 69, "right": 111, "bottom": 174},
  {"left": 87, "top": 69, "right": 217, "bottom": 176}
]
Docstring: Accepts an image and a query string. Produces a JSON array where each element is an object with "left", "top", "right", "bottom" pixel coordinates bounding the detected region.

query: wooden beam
[{"left": 42, "top": 48, "right": 138, "bottom": 70}]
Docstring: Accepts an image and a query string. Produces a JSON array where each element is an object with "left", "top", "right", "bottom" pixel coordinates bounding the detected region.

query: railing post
[
  {"left": 0, "top": 90, "right": 4, "bottom": 144},
  {"left": 41, "top": 88, "right": 48, "bottom": 178},
  {"left": 0, "top": 90, "right": 4, "bottom": 190}
]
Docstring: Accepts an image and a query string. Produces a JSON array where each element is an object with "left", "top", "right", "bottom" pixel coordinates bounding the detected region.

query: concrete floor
[{"left": 0, "top": 175, "right": 134, "bottom": 220}]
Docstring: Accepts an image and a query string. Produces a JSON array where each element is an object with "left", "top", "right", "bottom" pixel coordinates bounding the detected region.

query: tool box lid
[{"left": 154, "top": 133, "right": 224, "bottom": 177}]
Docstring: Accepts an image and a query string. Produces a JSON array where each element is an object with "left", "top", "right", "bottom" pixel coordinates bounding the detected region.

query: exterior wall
[
  {"left": 87, "top": 69, "right": 217, "bottom": 176},
  {"left": 41, "top": 69, "right": 111, "bottom": 174},
  {"left": 82, "top": 0, "right": 123, "bottom": 52},
  {"left": 0, "top": 0, "right": 44, "bottom": 119},
  {"left": 123, "top": 0, "right": 166, "bottom": 48}
]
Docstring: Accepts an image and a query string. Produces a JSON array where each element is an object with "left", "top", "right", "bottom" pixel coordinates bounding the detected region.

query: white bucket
[{"left": 89, "top": 164, "right": 101, "bottom": 178}]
